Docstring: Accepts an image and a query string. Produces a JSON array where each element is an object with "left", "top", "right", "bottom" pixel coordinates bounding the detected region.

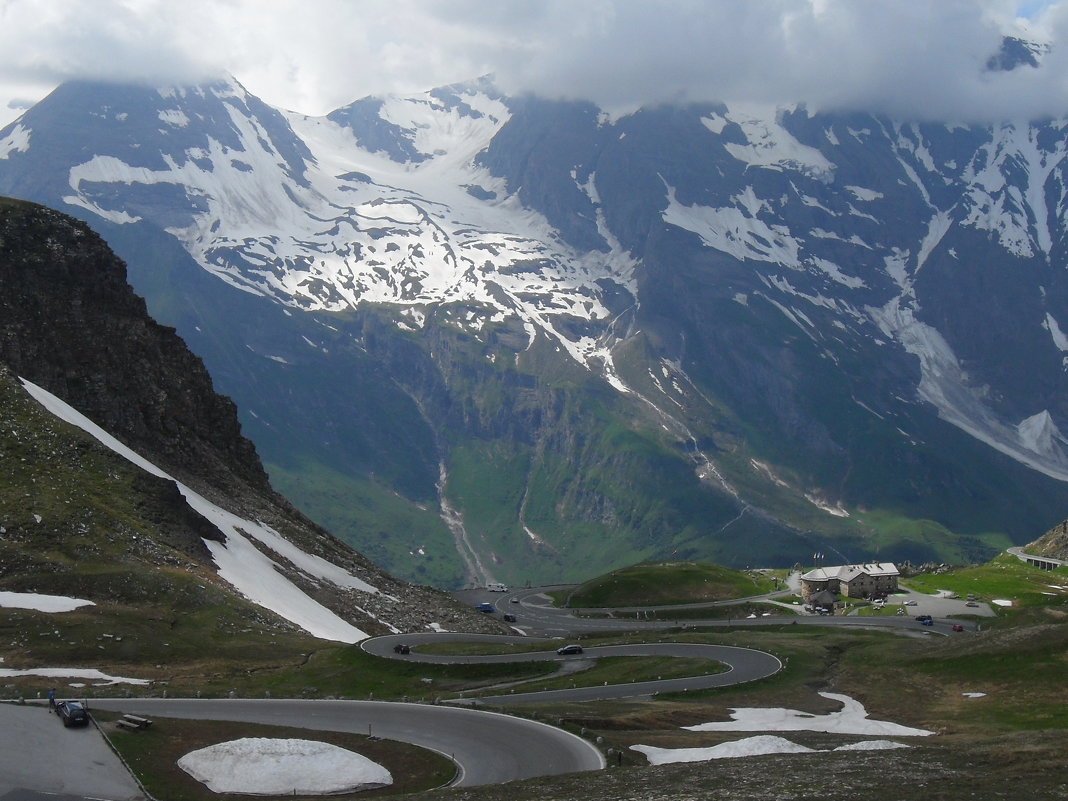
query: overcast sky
[{"left": 1, "top": 0, "right": 1067, "bottom": 129}]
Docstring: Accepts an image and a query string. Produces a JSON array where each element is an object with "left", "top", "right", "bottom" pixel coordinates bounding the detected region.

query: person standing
[{"left": 47, "top": 688, "right": 56, "bottom": 713}]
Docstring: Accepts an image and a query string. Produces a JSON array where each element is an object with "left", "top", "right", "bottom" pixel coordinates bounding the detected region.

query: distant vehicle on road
[
  {"left": 915, "top": 614, "right": 933, "bottom": 623},
  {"left": 903, "top": 600, "right": 917, "bottom": 606},
  {"left": 503, "top": 613, "right": 517, "bottom": 622},
  {"left": 487, "top": 583, "right": 509, "bottom": 592},
  {"left": 965, "top": 601, "right": 979, "bottom": 607},
  {"left": 56, "top": 700, "right": 88, "bottom": 728},
  {"left": 951, "top": 624, "right": 964, "bottom": 632},
  {"left": 556, "top": 644, "right": 583, "bottom": 655},
  {"left": 393, "top": 643, "right": 411, "bottom": 654},
  {"left": 475, "top": 602, "right": 495, "bottom": 613}
]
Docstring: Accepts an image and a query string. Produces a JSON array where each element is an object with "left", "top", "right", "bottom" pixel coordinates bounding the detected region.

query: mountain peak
[{"left": 5, "top": 77, "right": 1068, "bottom": 585}]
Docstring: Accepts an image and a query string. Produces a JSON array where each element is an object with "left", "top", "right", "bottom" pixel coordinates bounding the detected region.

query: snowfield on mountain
[
  {"left": 4, "top": 42, "right": 1068, "bottom": 585},
  {"left": 20, "top": 376, "right": 386, "bottom": 643}
]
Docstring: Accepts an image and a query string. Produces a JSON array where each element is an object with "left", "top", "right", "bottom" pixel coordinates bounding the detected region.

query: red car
[{"left": 951, "top": 624, "right": 964, "bottom": 632}]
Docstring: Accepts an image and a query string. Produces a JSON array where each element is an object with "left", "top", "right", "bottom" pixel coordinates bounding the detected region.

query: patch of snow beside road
[
  {"left": 0, "top": 667, "right": 149, "bottom": 685},
  {"left": 178, "top": 738, "right": 392, "bottom": 795},
  {"left": 632, "top": 693, "right": 926, "bottom": 766},
  {"left": 634, "top": 735, "right": 815, "bottom": 764},
  {"left": 684, "top": 692, "right": 934, "bottom": 736},
  {"left": 633, "top": 735, "right": 912, "bottom": 764}
]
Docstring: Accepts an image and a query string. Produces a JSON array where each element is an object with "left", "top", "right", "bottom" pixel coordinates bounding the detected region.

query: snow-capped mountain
[
  {"left": 4, "top": 49, "right": 1068, "bottom": 586},
  {"left": 0, "top": 198, "right": 480, "bottom": 645}
]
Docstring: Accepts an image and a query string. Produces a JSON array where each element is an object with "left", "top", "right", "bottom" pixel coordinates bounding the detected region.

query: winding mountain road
[
  {"left": 361, "top": 633, "right": 783, "bottom": 705},
  {"left": 10, "top": 583, "right": 977, "bottom": 797},
  {"left": 89, "top": 697, "right": 605, "bottom": 788},
  {"left": 459, "top": 583, "right": 984, "bottom": 636},
  {"left": 84, "top": 634, "right": 779, "bottom": 789}
]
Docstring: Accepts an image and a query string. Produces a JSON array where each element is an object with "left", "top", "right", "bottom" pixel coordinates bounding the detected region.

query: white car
[{"left": 903, "top": 600, "right": 917, "bottom": 606}]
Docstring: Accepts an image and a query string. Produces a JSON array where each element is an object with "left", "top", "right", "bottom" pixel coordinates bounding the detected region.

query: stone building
[{"left": 799, "top": 563, "right": 899, "bottom": 602}]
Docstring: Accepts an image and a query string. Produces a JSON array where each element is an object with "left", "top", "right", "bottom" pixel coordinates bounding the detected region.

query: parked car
[
  {"left": 475, "top": 602, "right": 495, "bottom": 613},
  {"left": 903, "top": 600, "right": 917, "bottom": 606},
  {"left": 556, "top": 644, "right": 583, "bottom": 655},
  {"left": 56, "top": 700, "right": 88, "bottom": 728},
  {"left": 965, "top": 601, "right": 979, "bottom": 607}
]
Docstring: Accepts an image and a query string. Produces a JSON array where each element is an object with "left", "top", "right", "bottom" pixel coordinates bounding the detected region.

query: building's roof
[{"left": 800, "top": 563, "right": 899, "bottom": 583}]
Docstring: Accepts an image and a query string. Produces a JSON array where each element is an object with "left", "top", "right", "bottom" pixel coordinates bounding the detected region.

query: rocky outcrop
[
  {"left": 0, "top": 196, "right": 267, "bottom": 495},
  {"left": 0, "top": 196, "right": 492, "bottom": 638},
  {"left": 1028, "top": 520, "right": 1068, "bottom": 560}
]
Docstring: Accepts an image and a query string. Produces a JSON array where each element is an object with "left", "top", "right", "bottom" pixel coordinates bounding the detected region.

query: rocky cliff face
[
  {"left": 1029, "top": 520, "right": 1068, "bottom": 561},
  {"left": 0, "top": 197, "right": 492, "bottom": 657},
  {"left": 0, "top": 196, "right": 267, "bottom": 497}
]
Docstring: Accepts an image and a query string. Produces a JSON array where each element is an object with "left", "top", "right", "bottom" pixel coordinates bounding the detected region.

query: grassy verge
[
  {"left": 489, "top": 617, "right": 1068, "bottom": 763},
  {"left": 575, "top": 603, "right": 797, "bottom": 622},
  {"left": 901, "top": 555, "right": 1068, "bottom": 611},
  {"left": 556, "top": 562, "right": 778, "bottom": 608},
  {"left": 245, "top": 645, "right": 561, "bottom": 700},
  {"left": 461, "top": 656, "right": 727, "bottom": 698},
  {"left": 95, "top": 711, "right": 455, "bottom": 801}
]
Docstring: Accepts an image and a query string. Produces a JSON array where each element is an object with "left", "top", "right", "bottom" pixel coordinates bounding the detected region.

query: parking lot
[
  {"left": 891, "top": 587, "right": 996, "bottom": 619},
  {"left": 0, "top": 701, "right": 144, "bottom": 801}
]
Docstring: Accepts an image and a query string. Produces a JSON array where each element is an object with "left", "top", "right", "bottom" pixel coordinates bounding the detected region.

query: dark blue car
[{"left": 56, "top": 700, "right": 89, "bottom": 728}]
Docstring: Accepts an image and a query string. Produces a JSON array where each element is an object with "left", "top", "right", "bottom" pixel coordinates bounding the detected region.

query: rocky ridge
[
  {"left": 0, "top": 197, "right": 495, "bottom": 654},
  {"left": 1028, "top": 519, "right": 1068, "bottom": 561}
]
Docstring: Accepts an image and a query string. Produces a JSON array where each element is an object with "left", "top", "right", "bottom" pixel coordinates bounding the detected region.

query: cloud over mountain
[{"left": 1, "top": 1, "right": 1067, "bottom": 125}]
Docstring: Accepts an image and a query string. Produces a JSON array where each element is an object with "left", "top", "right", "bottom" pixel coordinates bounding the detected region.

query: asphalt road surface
[
  {"left": 362, "top": 633, "right": 783, "bottom": 704},
  {"left": 0, "top": 701, "right": 144, "bottom": 801},
  {"left": 456, "top": 585, "right": 985, "bottom": 636},
  {"left": 88, "top": 697, "right": 604, "bottom": 787},
  {"left": 5, "top": 583, "right": 982, "bottom": 798}
]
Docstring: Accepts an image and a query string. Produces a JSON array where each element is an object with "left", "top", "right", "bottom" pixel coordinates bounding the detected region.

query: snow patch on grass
[
  {"left": 0, "top": 591, "right": 94, "bottom": 613},
  {"left": 0, "top": 667, "right": 148, "bottom": 685},
  {"left": 178, "top": 738, "right": 392, "bottom": 795},
  {"left": 683, "top": 692, "right": 934, "bottom": 737},
  {"left": 634, "top": 735, "right": 814, "bottom": 764}
]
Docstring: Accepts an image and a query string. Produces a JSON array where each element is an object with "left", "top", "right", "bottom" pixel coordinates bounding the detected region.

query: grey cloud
[{"left": 2, "top": 0, "right": 1067, "bottom": 124}]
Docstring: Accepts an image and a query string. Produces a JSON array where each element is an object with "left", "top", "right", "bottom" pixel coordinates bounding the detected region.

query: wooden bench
[
  {"left": 115, "top": 719, "right": 140, "bottom": 731},
  {"left": 120, "top": 714, "right": 153, "bottom": 730}
]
